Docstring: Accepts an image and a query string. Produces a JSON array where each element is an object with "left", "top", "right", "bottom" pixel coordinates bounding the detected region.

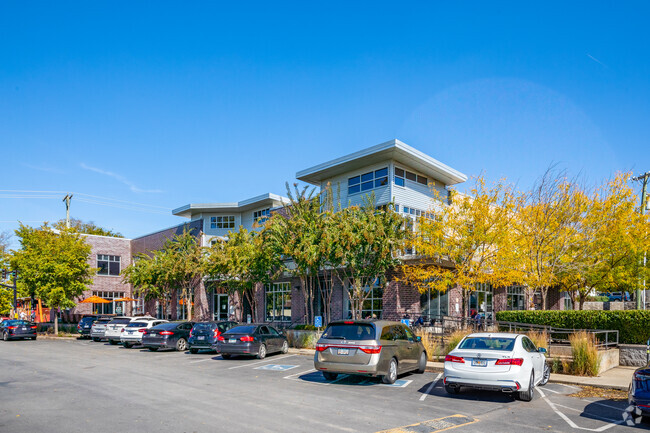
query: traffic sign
[{"left": 314, "top": 316, "right": 323, "bottom": 328}]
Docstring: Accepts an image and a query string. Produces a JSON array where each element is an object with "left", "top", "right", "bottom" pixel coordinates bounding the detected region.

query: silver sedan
[{"left": 443, "top": 332, "right": 549, "bottom": 401}]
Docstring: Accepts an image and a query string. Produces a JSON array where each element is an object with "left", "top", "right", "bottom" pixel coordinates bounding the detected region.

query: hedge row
[{"left": 495, "top": 310, "right": 650, "bottom": 345}]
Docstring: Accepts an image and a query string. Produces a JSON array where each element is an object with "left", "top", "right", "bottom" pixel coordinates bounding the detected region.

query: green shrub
[
  {"left": 570, "top": 331, "right": 601, "bottom": 376},
  {"left": 550, "top": 357, "right": 563, "bottom": 374},
  {"left": 414, "top": 329, "right": 440, "bottom": 361},
  {"left": 496, "top": 310, "right": 650, "bottom": 344},
  {"left": 294, "top": 324, "right": 318, "bottom": 331},
  {"left": 286, "top": 330, "right": 319, "bottom": 349}
]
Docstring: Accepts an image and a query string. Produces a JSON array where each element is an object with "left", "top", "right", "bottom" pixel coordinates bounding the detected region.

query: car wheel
[
  {"left": 3, "top": 332, "right": 8, "bottom": 341},
  {"left": 382, "top": 358, "right": 398, "bottom": 384},
  {"left": 323, "top": 371, "right": 338, "bottom": 381},
  {"left": 190, "top": 348, "right": 198, "bottom": 354},
  {"left": 281, "top": 340, "right": 289, "bottom": 354},
  {"left": 416, "top": 352, "right": 427, "bottom": 374},
  {"left": 221, "top": 354, "right": 231, "bottom": 359},
  {"left": 109, "top": 339, "right": 117, "bottom": 345},
  {"left": 148, "top": 347, "right": 158, "bottom": 352},
  {"left": 540, "top": 363, "right": 550, "bottom": 386},
  {"left": 92, "top": 337, "right": 100, "bottom": 342},
  {"left": 257, "top": 344, "right": 267, "bottom": 360},
  {"left": 518, "top": 372, "right": 535, "bottom": 402},
  {"left": 444, "top": 384, "right": 460, "bottom": 394},
  {"left": 176, "top": 338, "right": 187, "bottom": 351},
  {"left": 124, "top": 343, "right": 132, "bottom": 349}
]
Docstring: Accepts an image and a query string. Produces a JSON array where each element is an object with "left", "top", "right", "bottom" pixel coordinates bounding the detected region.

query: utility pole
[
  {"left": 633, "top": 172, "right": 649, "bottom": 310},
  {"left": 62, "top": 193, "right": 73, "bottom": 228}
]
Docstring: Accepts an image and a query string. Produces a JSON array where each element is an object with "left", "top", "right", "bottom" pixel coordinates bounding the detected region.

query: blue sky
[{"left": 1, "top": 2, "right": 648, "bottom": 246}]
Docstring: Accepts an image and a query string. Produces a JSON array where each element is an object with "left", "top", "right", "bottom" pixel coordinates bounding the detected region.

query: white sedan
[
  {"left": 120, "top": 318, "right": 168, "bottom": 348},
  {"left": 443, "top": 332, "right": 549, "bottom": 401}
]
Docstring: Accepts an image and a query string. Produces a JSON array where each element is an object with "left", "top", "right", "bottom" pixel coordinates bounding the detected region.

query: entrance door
[{"left": 214, "top": 294, "right": 229, "bottom": 320}]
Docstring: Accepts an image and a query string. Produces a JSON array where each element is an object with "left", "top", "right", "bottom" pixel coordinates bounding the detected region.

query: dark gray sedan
[
  {"left": 1, "top": 320, "right": 38, "bottom": 341},
  {"left": 188, "top": 321, "right": 238, "bottom": 354},
  {"left": 216, "top": 324, "right": 288, "bottom": 359},
  {"left": 142, "top": 321, "right": 194, "bottom": 352}
]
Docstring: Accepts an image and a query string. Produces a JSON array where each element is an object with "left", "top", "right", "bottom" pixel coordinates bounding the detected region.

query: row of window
[
  {"left": 347, "top": 166, "right": 430, "bottom": 196},
  {"left": 210, "top": 216, "right": 235, "bottom": 229}
]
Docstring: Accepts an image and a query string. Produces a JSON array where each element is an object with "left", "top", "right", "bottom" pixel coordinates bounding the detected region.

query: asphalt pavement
[{"left": 0, "top": 339, "right": 643, "bottom": 433}]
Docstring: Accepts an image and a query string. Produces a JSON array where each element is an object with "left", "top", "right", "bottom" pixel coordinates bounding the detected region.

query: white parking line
[
  {"left": 543, "top": 387, "right": 562, "bottom": 394},
  {"left": 557, "top": 383, "right": 581, "bottom": 390},
  {"left": 227, "top": 354, "right": 296, "bottom": 370},
  {"left": 538, "top": 388, "right": 624, "bottom": 432},
  {"left": 284, "top": 369, "right": 316, "bottom": 379},
  {"left": 419, "top": 373, "right": 442, "bottom": 401}
]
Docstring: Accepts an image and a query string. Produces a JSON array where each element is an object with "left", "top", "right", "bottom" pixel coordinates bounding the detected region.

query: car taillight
[
  {"left": 77, "top": 325, "right": 81, "bottom": 329},
  {"left": 214, "top": 328, "right": 221, "bottom": 338},
  {"left": 121, "top": 328, "right": 125, "bottom": 333},
  {"left": 445, "top": 355, "right": 465, "bottom": 363},
  {"left": 358, "top": 345, "right": 382, "bottom": 354},
  {"left": 495, "top": 358, "right": 524, "bottom": 366},
  {"left": 160, "top": 331, "right": 174, "bottom": 335},
  {"left": 240, "top": 336, "right": 254, "bottom": 342},
  {"left": 218, "top": 335, "right": 225, "bottom": 341},
  {"left": 189, "top": 329, "right": 193, "bottom": 338},
  {"left": 315, "top": 344, "right": 328, "bottom": 352},
  {"left": 7, "top": 326, "right": 16, "bottom": 330},
  {"left": 344, "top": 321, "right": 354, "bottom": 324},
  {"left": 30, "top": 326, "right": 37, "bottom": 329},
  {"left": 138, "top": 328, "right": 147, "bottom": 333}
]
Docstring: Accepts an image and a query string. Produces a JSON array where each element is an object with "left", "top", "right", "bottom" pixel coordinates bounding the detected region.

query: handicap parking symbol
[
  {"left": 380, "top": 379, "right": 412, "bottom": 388},
  {"left": 255, "top": 364, "right": 299, "bottom": 371}
]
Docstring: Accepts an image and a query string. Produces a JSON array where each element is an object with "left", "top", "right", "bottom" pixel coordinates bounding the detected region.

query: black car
[
  {"left": 142, "top": 321, "right": 195, "bottom": 352},
  {"left": 1, "top": 320, "right": 38, "bottom": 341},
  {"left": 216, "top": 324, "right": 288, "bottom": 359},
  {"left": 628, "top": 365, "right": 650, "bottom": 423},
  {"left": 188, "top": 321, "right": 238, "bottom": 354},
  {"left": 77, "top": 315, "right": 105, "bottom": 338}
]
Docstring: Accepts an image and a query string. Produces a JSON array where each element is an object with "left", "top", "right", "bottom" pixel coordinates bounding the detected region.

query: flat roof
[
  {"left": 296, "top": 139, "right": 467, "bottom": 186},
  {"left": 172, "top": 192, "right": 290, "bottom": 218}
]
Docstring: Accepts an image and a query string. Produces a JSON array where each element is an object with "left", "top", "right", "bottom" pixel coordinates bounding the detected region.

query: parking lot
[{"left": 0, "top": 339, "right": 642, "bottom": 433}]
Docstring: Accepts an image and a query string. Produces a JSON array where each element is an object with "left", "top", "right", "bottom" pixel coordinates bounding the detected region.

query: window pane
[
  {"left": 348, "top": 185, "right": 360, "bottom": 195},
  {"left": 417, "top": 176, "right": 428, "bottom": 185},
  {"left": 348, "top": 176, "right": 360, "bottom": 186},
  {"left": 375, "top": 168, "right": 388, "bottom": 178},
  {"left": 97, "top": 261, "right": 108, "bottom": 275},
  {"left": 109, "top": 261, "right": 120, "bottom": 276},
  {"left": 406, "top": 171, "right": 417, "bottom": 181},
  {"left": 361, "top": 181, "right": 373, "bottom": 191},
  {"left": 394, "top": 177, "right": 405, "bottom": 187},
  {"left": 395, "top": 168, "right": 404, "bottom": 177},
  {"left": 361, "top": 172, "right": 373, "bottom": 182},
  {"left": 375, "top": 177, "right": 388, "bottom": 187}
]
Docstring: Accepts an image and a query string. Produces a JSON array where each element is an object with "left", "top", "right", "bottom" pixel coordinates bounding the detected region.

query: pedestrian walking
[{"left": 20, "top": 310, "right": 26, "bottom": 320}]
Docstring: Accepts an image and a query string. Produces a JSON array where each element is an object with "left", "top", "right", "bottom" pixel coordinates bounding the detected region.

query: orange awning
[
  {"left": 79, "top": 295, "right": 110, "bottom": 304},
  {"left": 114, "top": 297, "right": 137, "bottom": 302}
]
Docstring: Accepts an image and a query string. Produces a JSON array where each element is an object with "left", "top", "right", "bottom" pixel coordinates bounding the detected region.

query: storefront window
[
  {"left": 470, "top": 283, "right": 493, "bottom": 319},
  {"left": 506, "top": 286, "right": 526, "bottom": 310},
  {"left": 265, "top": 282, "right": 291, "bottom": 322},
  {"left": 420, "top": 288, "right": 449, "bottom": 320}
]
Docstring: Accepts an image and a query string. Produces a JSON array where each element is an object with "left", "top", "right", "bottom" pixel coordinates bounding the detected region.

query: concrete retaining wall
[{"left": 620, "top": 344, "right": 649, "bottom": 367}]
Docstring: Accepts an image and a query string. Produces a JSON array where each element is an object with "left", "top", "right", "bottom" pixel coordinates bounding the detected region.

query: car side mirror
[
  {"left": 415, "top": 336, "right": 422, "bottom": 342},
  {"left": 538, "top": 347, "right": 547, "bottom": 353}
]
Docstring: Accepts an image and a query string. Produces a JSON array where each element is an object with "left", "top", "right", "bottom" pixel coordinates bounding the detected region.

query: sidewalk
[{"left": 288, "top": 349, "right": 634, "bottom": 391}]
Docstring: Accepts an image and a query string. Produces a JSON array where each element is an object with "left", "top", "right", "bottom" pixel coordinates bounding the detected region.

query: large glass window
[
  {"left": 211, "top": 216, "right": 235, "bottom": 229},
  {"left": 348, "top": 167, "right": 388, "bottom": 195},
  {"left": 470, "top": 283, "right": 493, "bottom": 319},
  {"left": 351, "top": 281, "right": 383, "bottom": 319},
  {"left": 420, "top": 288, "right": 449, "bottom": 320},
  {"left": 265, "top": 282, "right": 291, "bottom": 322},
  {"left": 507, "top": 286, "right": 526, "bottom": 310},
  {"left": 97, "top": 255, "right": 120, "bottom": 276},
  {"left": 91, "top": 291, "right": 122, "bottom": 314},
  {"left": 394, "top": 167, "right": 428, "bottom": 187}
]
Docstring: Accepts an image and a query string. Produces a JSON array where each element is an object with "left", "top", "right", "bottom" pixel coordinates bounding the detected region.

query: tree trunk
[
  {"left": 193, "top": 280, "right": 210, "bottom": 321},
  {"left": 54, "top": 311, "right": 59, "bottom": 335}
]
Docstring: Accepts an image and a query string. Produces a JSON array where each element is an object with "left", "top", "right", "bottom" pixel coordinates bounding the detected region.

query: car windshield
[
  {"left": 4, "top": 320, "right": 23, "bottom": 326},
  {"left": 225, "top": 325, "right": 256, "bottom": 335},
  {"left": 126, "top": 322, "right": 148, "bottom": 327},
  {"left": 152, "top": 322, "right": 179, "bottom": 330},
  {"left": 193, "top": 323, "right": 215, "bottom": 331},
  {"left": 109, "top": 318, "right": 132, "bottom": 325},
  {"left": 458, "top": 337, "right": 516, "bottom": 351},
  {"left": 322, "top": 324, "right": 375, "bottom": 341},
  {"left": 80, "top": 317, "right": 96, "bottom": 323}
]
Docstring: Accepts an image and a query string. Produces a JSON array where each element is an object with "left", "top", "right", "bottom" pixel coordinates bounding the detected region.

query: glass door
[{"left": 214, "top": 294, "right": 229, "bottom": 320}]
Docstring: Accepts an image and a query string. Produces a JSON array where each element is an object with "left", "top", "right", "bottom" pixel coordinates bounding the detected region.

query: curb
[
  {"left": 36, "top": 335, "right": 79, "bottom": 341},
  {"left": 547, "top": 378, "right": 627, "bottom": 391}
]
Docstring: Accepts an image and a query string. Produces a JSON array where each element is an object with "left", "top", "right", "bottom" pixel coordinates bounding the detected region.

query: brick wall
[
  {"left": 131, "top": 220, "right": 203, "bottom": 256},
  {"left": 74, "top": 234, "right": 133, "bottom": 316}
]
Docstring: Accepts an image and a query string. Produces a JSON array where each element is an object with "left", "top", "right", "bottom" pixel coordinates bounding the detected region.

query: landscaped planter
[{"left": 285, "top": 329, "right": 321, "bottom": 349}]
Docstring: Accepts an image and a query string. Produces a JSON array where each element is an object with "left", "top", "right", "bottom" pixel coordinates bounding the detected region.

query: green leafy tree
[
  {"left": 54, "top": 218, "right": 123, "bottom": 238},
  {"left": 265, "top": 183, "right": 328, "bottom": 324},
  {"left": 204, "top": 228, "right": 282, "bottom": 322},
  {"left": 0, "top": 290, "right": 12, "bottom": 315},
  {"left": 122, "top": 251, "right": 173, "bottom": 318},
  {"left": 11, "top": 223, "right": 94, "bottom": 334},
  {"left": 331, "top": 199, "right": 407, "bottom": 319}
]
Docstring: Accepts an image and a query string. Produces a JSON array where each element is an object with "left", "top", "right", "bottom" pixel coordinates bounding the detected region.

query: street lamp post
[{"left": 632, "top": 172, "right": 649, "bottom": 310}]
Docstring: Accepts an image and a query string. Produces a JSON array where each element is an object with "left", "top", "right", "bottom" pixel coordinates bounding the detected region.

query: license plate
[
  {"left": 198, "top": 336, "right": 205, "bottom": 340},
  {"left": 127, "top": 330, "right": 133, "bottom": 334},
  {"left": 472, "top": 359, "right": 487, "bottom": 367},
  {"left": 337, "top": 348, "right": 349, "bottom": 355},
  {"left": 22, "top": 327, "right": 26, "bottom": 331},
  {"left": 229, "top": 338, "right": 237, "bottom": 344}
]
